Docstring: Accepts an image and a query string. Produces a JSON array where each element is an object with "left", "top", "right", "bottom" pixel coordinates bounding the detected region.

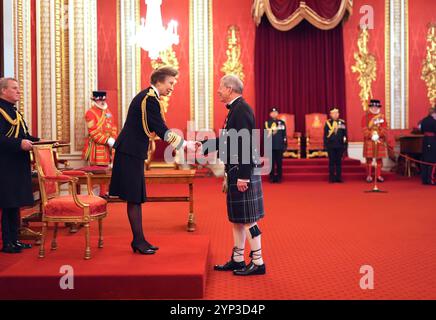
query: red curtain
[{"left": 254, "top": 17, "right": 347, "bottom": 134}]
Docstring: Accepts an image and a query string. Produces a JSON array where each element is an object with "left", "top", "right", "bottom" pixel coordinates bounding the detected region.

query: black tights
[{"left": 127, "top": 202, "right": 149, "bottom": 248}]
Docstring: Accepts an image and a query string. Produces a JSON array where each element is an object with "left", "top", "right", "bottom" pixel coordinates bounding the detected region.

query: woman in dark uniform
[{"left": 109, "top": 67, "right": 199, "bottom": 255}]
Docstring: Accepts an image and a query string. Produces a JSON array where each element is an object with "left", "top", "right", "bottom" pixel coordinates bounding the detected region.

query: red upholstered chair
[
  {"left": 277, "top": 113, "right": 302, "bottom": 158},
  {"left": 32, "top": 145, "right": 107, "bottom": 260},
  {"left": 305, "top": 113, "right": 328, "bottom": 158}
]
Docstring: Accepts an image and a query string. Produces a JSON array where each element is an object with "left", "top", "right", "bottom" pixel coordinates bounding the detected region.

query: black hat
[
  {"left": 270, "top": 107, "right": 279, "bottom": 113},
  {"left": 92, "top": 91, "right": 107, "bottom": 101},
  {"left": 369, "top": 99, "right": 382, "bottom": 108}
]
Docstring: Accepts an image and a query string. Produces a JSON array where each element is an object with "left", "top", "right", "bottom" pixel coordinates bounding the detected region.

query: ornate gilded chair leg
[
  {"left": 98, "top": 218, "right": 104, "bottom": 248},
  {"left": 84, "top": 223, "right": 91, "bottom": 260},
  {"left": 51, "top": 222, "right": 58, "bottom": 250},
  {"left": 39, "top": 222, "right": 47, "bottom": 258},
  {"left": 187, "top": 213, "right": 196, "bottom": 232}
]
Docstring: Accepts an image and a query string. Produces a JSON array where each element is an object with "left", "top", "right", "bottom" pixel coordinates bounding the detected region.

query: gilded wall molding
[
  {"left": 221, "top": 25, "right": 245, "bottom": 82},
  {"left": 351, "top": 27, "right": 377, "bottom": 111},
  {"left": 421, "top": 23, "right": 436, "bottom": 105},
  {"left": 14, "top": 0, "right": 32, "bottom": 133}
]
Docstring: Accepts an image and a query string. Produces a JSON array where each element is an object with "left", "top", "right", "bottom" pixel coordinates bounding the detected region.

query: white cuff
[
  {"left": 237, "top": 179, "right": 250, "bottom": 183},
  {"left": 107, "top": 137, "right": 116, "bottom": 148}
]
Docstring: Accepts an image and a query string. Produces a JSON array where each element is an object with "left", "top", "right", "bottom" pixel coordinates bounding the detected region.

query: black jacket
[
  {"left": 323, "top": 118, "right": 347, "bottom": 149},
  {"left": 265, "top": 118, "right": 287, "bottom": 151},
  {"left": 202, "top": 97, "right": 258, "bottom": 180},
  {"left": 420, "top": 115, "right": 436, "bottom": 162},
  {"left": 114, "top": 87, "right": 183, "bottom": 160},
  {"left": 0, "top": 98, "right": 39, "bottom": 208}
]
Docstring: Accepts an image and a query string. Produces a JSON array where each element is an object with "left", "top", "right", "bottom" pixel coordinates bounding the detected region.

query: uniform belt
[{"left": 424, "top": 132, "right": 436, "bottom": 137}]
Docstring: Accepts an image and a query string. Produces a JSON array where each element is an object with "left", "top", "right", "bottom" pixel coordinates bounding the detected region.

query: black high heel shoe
[
  {"left": 144, "top": 239, "right": 159, "bottom": 251},
  {"left": 131, "top": 242, "right": 155, "bottom": 255}
]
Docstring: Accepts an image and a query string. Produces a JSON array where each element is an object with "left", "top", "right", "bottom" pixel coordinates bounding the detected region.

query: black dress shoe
[
  {"left": 214, "top": 260, "right": 246, "bottom": 271},
  {"left": 335, "top": 178, "right": 344, "bottom": 183},
  {"left": 144, "top": 240, "right": 159, "bottom": 251},
  {"left": 233, "top": 262, "right": 266, "bottom": 276},
  {"left": 131, "top": 242, "right": 156, "bottom": 255},
  {"left": 14, "top": 241, "right": 32, "bottom": 249},
  {"left": 1, "top": 243, "right": 22, "bottom": 254}
]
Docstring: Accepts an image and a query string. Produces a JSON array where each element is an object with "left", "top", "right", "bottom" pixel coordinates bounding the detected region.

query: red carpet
[
  {"left": 0, "top": 213, "right": 210, "bottom": 299},
  {"left": 1, "top": 175, "right": 436, "bottom": 300},
  {"left": 276, "top": 158, "right": 396, "bottom": 181}
]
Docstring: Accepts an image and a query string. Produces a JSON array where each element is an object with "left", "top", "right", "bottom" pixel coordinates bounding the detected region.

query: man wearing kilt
[
  {"left": 202, "top": 75, "right": 266, "bottom": 276},
  {"left": 109, "top": 67, "right": 199, "bottom": 255},
  {"left": 362, "top": 99, "right": 388, "bottom": 183}
]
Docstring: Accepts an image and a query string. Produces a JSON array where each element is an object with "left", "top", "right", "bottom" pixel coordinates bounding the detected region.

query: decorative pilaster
[
  {"left": 69, "top": 0, "right": 98, "bottom": 154},
  {"left": 118, "top": 0, "right": 141, "bottom": 126},
  {"left": 190, "top": 0, "right": 214, "bottom": 131},
  {"left": 36, "top": 0, "right": 98, "bottom": 156},
  {"left": 385, "top": 0, "right": 409, "bottom": 129},
  {"left": 14, "top": 0, "right": 32, "bottom": 132}
]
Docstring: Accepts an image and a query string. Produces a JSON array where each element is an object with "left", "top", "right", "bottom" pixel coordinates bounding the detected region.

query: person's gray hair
[
  {"left": 0, "top": 77, "right": 18, "bottom": 92},
  {"left": 221, "top": 74, "right": 244, "bottom": 94}
]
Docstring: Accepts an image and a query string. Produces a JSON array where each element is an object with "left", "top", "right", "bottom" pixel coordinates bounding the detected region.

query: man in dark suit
[
  {"left": 419, "top": 106, "right": 436, "bottom": 185},
  {"left": 324, "top": 107, "right": 348, "bottom": 183},
  {"left": 0, "top": 78, "right": 40, "bottom": 253},
  {"left": 109, "top": 67, "right": 199, "bottom": 255},
  {"left": 202, "top": 75, "right": 266, "bottom": 276},
  {"left": 265, "top": 107, "right": 287, "bottom": 183}
]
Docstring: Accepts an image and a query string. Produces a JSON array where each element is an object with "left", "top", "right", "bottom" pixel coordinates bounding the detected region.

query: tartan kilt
[
  {"left": 226, "top": 165, "right": 265, "bottom": 224},
  {"left": 363, "top": 139, "right": 387, "bottom": 158}
]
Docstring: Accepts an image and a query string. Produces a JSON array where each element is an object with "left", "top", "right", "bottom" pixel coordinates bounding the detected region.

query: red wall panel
[
  {"left": 343, "top": 0, "right": 386, "bottom": 142},
  {"left": 212, "top": 0, "right": 256, "bottom": 131},
  {"left": 140, "top": 0, "right": 190, "bottom": 136},
  {"left": 97, "top": 0, "right": 119, "bottom": 130},
  {"left": 408, "top": 0, "right": 436, "bottom": 127}
]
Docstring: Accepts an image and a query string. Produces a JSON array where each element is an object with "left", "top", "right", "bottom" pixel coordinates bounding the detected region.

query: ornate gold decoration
[
  {"left": 252, "top": 0, "right": 353, "bottom": 31},
  {"left": 351, "top": 26, "right": 377, "bottom": 111},
  {"left": 421, "top": 23, "right": 436, "bottom": 105},
  {"left": 221, "top": 25, "right": 245, "bottom": 81}
]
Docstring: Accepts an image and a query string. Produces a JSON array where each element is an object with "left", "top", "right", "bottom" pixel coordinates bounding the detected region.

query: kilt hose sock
[{"left": 232, "top": 223, "right": 246, "bottom": 263}]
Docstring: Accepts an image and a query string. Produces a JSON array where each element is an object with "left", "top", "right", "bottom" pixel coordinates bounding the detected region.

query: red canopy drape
[
  {"left": 254, "top": 17, "right": 347, "bottom": 134},
  {"left": 252, "top": 0, "right": 352, "bottom": 31}
]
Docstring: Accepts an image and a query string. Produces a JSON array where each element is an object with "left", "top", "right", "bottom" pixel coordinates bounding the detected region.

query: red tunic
[
  {"left": 82, "top": 105, "right": 117, "bottom": 166},
  {"left": 362, "top": 112, "right": 388, "bottom": 158}
]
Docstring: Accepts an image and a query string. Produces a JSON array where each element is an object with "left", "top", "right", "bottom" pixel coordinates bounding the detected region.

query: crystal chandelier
[{"left": 133, "top": 0, "right": 179, "bottom": 60}]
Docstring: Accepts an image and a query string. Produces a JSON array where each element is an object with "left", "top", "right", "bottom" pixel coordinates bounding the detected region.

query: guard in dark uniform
[
  {"left": 265, "top": 107, "right": 287, "bottom": 183},
  {"left": 109, "top": 67, "right": 198, "bottom": 255},
  {"left": 0, "top": 78, "right": 39, "bottom": 253},
  {"left": 324, "top": 107, "right": 347, "bottom": 183},
  {"left": 419, "top": 107, "right": 436, "bottom": 185}
]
